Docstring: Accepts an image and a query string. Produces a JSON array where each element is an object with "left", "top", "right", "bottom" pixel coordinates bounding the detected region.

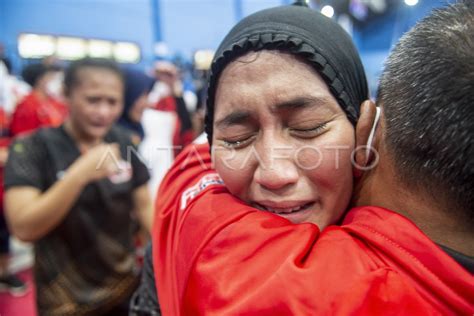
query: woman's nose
[
  {"left": 253, "top": 146, "right": 298, "bottom": 192},
  {"left": 96, "top": 102, "right": 114, "bottom": 118}
]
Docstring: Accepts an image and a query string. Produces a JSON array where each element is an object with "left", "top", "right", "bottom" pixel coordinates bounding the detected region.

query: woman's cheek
[
  {"left": 214, "top": 149, "right": 254, "bottom": 199},
  {"left": 297, "top": 140, "right": 354, "bottom": 188}
]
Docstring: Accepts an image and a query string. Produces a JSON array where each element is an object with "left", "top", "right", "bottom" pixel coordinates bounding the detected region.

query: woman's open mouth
[
  {"left": 254, "top": 201, "right": 313, "bottom": 214},
  {"left": 253, "top": 201, "right": 316, "bottom": 223}
]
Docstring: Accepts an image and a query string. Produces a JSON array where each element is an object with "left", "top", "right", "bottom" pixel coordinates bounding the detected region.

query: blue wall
[
  {"left": 0, "top": 1, "right": 7, "bottom": 53},
  {"left": 354, "top": 0, "right": 450, "bottom": 96},
  {"left": 242, "top": 0, "right": 283, "bottom": 17},
  {"left": 159, "top": 0, "right": 235, "bottom": 58},
  {"left": 0, "top": 0, "right": 452, "bottom": 88},
  {"left": 1, "top": 0, "right": 288, "bottom": 73},
  {"left": 0, "top": 0, "right": 155, "bottom": 73},
  {"left": 159, "top": 0, "right": 282, "bottom": 58}
]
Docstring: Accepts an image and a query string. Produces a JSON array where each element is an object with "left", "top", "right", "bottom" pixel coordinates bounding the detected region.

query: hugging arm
[{"left": 153, "top": 143, "right": 428, "bottom": 315}]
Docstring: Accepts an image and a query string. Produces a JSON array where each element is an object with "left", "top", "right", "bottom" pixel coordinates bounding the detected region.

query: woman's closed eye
[
  {"left": 290, "top": 122, "right": 328, "bottom": 138},
  {"left": 221, "top": 134, "right": 255, "bottom": 149}
]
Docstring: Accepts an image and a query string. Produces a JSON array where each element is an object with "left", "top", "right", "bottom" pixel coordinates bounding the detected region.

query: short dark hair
[
  {"left": 21, "top": 63, "right": 59, "bottom": 87},
  {"left": 64, "top": 58, "right": 123, "bottom": 96},
  {"left": 378, "top": 2, "right": 474, "bottom": 219},
  {"left": 1, "top": 57, "right": 12, "bottom": 74}
]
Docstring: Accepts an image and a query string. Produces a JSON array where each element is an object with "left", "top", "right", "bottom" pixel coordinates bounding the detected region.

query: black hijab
[
  {"left": 205, "top": 3, "right": 368, "bottom": 145},
  {"left": 119, "top": 68, "right": 155, "bottom": 140}
]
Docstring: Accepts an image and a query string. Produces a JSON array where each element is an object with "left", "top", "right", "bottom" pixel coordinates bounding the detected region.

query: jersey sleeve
[
  {"left": 4, "top": 134, "right": 47, "bottom": 191},
  {"left": 152, "top": 142, "right": 444, "bottom": 315},
  {"left": 153, "top": 143, "right": 226, "bottom": 315},
  {"left": 152, "top": 143, "right": 324, "bottom": 315}
]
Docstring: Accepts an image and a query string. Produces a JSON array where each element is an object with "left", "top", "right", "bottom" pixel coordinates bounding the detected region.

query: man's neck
[{"left": 353, "top": 150, "right": 474, "bottom": 257}]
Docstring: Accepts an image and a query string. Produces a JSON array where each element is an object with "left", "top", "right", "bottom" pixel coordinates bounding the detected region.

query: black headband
[{"left": 205, "top": 4, "right": 368, "bottom": 146}]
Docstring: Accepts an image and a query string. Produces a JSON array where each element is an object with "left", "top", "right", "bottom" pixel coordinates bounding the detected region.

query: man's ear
[{"left": 353, "top": 100, "right": 377, "bottom": 177}]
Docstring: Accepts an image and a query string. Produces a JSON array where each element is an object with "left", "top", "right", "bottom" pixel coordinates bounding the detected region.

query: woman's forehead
[
  {"left": 220, "top": 51, "right": 328, "bottom": 89},
  {"left": 222, "top": 51, "right": 304, "bottom": 75},
  {"left": 76, "top": 67, "right": 122, "bottom": 84},
  {"left": 216, "top": 51, "right": 331, "bottom": 99}
]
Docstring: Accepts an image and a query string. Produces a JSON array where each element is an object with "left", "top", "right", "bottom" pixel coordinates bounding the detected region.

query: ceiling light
[
  {"left": 405, "top": 0, "right": 418, "bottom": 6},
  {"left": 114, "top": 42, "right": 141, "bottom": 63},
  {"left": 321, "top": 5, "right": 335, "bottom": 18},
  {"left": 56, "top": 37, "right": 86, "bottom": 60},
  {"left": 88, "top": 40, "right": 113, "bottom": 58},
  {"left": 18, "top": 34, "right": 55, "bottom": 58}
]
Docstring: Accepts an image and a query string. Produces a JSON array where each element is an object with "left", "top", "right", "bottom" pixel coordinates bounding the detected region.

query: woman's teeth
[{"left": 258, "top": 203, "right": 311, "bottom": 214}]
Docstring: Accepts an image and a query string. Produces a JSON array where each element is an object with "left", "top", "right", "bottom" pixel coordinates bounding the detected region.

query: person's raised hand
[
  {"left": 154, "top": 61, "right": 183, "bottom": 96},
  {"left": 71, "top": 143, "right": 122, "bottom": 183}
]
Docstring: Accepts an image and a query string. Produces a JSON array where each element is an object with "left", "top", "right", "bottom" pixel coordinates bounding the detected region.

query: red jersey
[
  {"left": 154, "top": 96, "right": 194, "bottom": 157},
  {"left": 10, "top": 92, "right": 68, "bottom": 137},
  {"left": 154, "top": 143, "right": 474, "bottom": 315}
]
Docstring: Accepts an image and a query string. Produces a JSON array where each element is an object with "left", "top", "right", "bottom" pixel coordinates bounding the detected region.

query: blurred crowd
[
  {"left": 0, "top": 50, "right": 206, "bottom": 315},
  {"left": 0, "top": 52, "right": 209, "bottom": 192}
]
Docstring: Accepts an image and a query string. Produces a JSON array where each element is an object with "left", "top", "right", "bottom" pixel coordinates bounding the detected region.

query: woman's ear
[{"left": 353, "top": 100, "right": 377, "bottom": 177}]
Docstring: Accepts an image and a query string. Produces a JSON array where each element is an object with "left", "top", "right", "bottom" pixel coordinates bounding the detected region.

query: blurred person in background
[
  {"left": 10, "top": 63, "right": 68, "bottom": 137},
  {"left": 192, "top": 77, "right": 208, "bottom": 137},
  {"left": 42, "top": 54, "right": 62, "bottom": 68},
  {"left": 0, "top": 105, "right": 27, "bottom": 296},
  {"left": 150, "top": 61, "right": 194, "bottom": 157},
  {"left": 139, "top": 61, "right": 196, "bottom": 201},
  {"left": 118, "top": 68, "right": 155, "bottom": 272},
  {"left": 0, "top": 59, "right": 30, "bottom": 115},
  {"left": 4, "top": 58, "right": 153, "bottom": 315},
  {"left": 191, "top": 50, "right": 215, "bottom": 136},
  {"left": 118, "top": 68, "right": 155, "bottom": 145}
]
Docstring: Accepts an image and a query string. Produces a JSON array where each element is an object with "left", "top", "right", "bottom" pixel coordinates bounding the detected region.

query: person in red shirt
[
  {"left": 10, "top": 63, "right": 68, "bottom": 137},
  {"left": 152, "top": 2, "right": 474, "bottom": 315},
  {"left": 152, "top": 62, "right": 194, "bottom": 157}
]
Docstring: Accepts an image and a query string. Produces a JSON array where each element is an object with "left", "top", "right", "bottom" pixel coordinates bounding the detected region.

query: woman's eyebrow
[
  {"left": 271, "top": 96, "right": 332, "bottom": 112},
  {"left": 215, "top": 110, "right": 251, "bottom": 129}
]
